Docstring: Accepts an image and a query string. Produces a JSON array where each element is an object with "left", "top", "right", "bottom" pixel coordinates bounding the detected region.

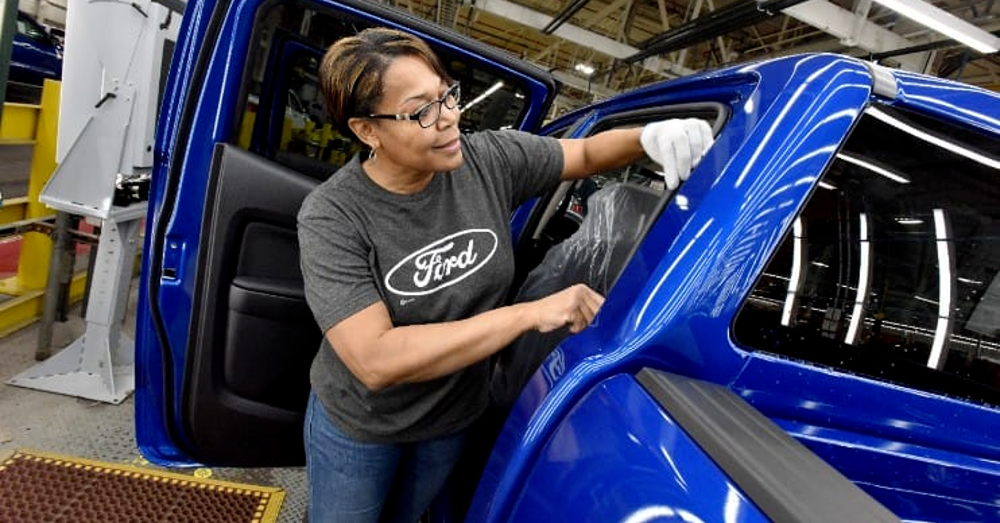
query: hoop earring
[{"left": 368, "top": 148, "right": 377, "bottom": 163}]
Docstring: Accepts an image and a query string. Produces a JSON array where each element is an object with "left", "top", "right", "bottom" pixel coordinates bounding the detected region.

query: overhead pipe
[
  {"left": 868, "top": 29, "right": 1000, "bottom": 60},
  {"left": 542, "top": 0, "right": 592, "bottom": 34},
  {"left": 624, "top": 0, "right": 811, "bottom": 63}
]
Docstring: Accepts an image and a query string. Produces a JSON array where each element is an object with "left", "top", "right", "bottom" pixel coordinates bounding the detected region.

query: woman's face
[{"left": 366, "top": 55, "right": 463, "bottom": 177}]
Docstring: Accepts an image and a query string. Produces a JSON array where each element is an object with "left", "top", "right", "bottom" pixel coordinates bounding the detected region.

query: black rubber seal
[{"left": 636, "top": 369, "right": 901, "bottom": 523}]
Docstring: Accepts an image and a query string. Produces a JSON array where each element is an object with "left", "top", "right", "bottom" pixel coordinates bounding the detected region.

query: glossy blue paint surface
[
  {"left": 472, "top": 54, "right": 878, "bottom": 520},
  {"left": 501, "top": 374, "right": 769, "bottom": 523},
  {"left": 782, "top": 419, "right": 1000, "bottom": 522},
  {"left": 732, "top": 354, "right": 1000, "bottom": 522},
  {"left": 136, "top": 0, "right": 218, "bottom": 464},
  {"left": 889, "top": 69, "right": 1000, "bottom": 135},
  {"left": 473, "top": 58, "right": 1000, "bottom": 522}
]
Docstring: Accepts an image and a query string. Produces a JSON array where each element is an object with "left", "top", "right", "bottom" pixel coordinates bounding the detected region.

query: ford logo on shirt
[{"left": 385, "top": 229, "right": 498, "bottom": 296}]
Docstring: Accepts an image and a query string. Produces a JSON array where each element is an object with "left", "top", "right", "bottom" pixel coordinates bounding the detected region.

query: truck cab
[{"left": 135, "top": 0, "right": 1000, "bottom": 521}]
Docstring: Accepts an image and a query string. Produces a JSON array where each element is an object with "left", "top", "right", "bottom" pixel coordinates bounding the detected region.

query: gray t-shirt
[{"left": 297, "top": 130, "right": 563, "bottom": 443}]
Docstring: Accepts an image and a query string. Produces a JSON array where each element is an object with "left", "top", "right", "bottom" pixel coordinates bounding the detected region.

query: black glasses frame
[{"left": 367, "top": 83, "right": 461, "bottom": 129}]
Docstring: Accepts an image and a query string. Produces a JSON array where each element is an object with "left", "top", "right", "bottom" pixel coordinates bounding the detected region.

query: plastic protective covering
[{"left": 491, "top": 182, "right": 663, "bottom": 408}]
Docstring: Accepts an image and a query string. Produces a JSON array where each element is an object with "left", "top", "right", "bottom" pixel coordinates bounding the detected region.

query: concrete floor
[{"left": 0, "top": 280, "right": 308, "bottom": 521}]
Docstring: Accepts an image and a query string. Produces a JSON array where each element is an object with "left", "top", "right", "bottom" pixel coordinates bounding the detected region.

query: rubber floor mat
[{"left": 0, "top": 449, "right": 284, "bottom": 522}]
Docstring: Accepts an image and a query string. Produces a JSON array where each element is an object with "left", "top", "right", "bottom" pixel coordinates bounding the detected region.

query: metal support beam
[
  {"left": 867, "top": 28, "right": 1000, "bottom": 60},
  {"left": 673, "top": 0, "right": 706, "bottom": 73},
  {"left": 588, "top": 0, "right": 632, "bottom": 32},
  {"left": 9, "top": 209, "right": 143, "bottom": 404},
  {"left": 782, "top": 0, "right": 930, "bottom": 70},
  {"left": 531, "top": 40, "right": 560, "bottom": 63},
  {"left": 34, "top": 211, "right": 71, "bottom": 361},
  {"left": 703, "top": 0, "right": 731, "bottom": 62},
  {"left": 870, "top": 0, "right": 999, "bottom": 53},
  {"left": 552, "top": 69, "right": 616, "bottom": 99},
  {"left": 437, "top": 0, "right": 459, "bottom": 29},
  {"left": 625, "top": 0, "right": 810, "bottom": 63},
  {"left": 542, "top": 0, "right": 591, "bottom": 35},
  {"left": 844, "top": 0, "right": 874, "bottom": 47},
  {"left": 656, "top": 0, "right": 669, "bottom": 28},
  {"left": 618, "top": 0, "right": 637, "bottom": 42},
  {"left": 471, "top": 0, "right": 695, "bottom": 80}
]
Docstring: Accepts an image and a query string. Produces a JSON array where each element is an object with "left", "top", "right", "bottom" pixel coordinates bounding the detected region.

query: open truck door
[{"left": 134, "top": 0, "right": 557, "bottom": 467}]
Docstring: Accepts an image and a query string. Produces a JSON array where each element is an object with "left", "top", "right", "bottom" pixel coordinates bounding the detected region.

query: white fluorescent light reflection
[
  {"left": 866, "top": 107, "right": 1000, "bottom": 170},
  {"left": 927, "top": 208, "right": 953, "bottom": 369},
  {"left": 781, "top": 218, "right": 805, "bottom": 327},
  {"left": 895, "top": 217, "right": 924, "bottom": 225},
  {"left": 845, "top": 213, "right": 870, "bottom": 345},
  {"left": 871, "top": 0, "right": 1000, "bottom": 54},
  {"left": 837, "top": 153, "right": 910, "bottom": 184},
  {"left": 622, "top": 506, "right": 677, "bottom": 523},
  {"left": 461, "top": 81, "right": 504, "bottom": 113},
  {"left": 675, "top": 194, "right": 689, "bottom": 211},
  {"left": 574, "top": 63, "right": 595, "bottom": 76},
  {"left": 957, "top": 277, "right": 983, "bottom": 285},
  {"left": 818, "top": 181, "right": 838, "bottom": 190}
]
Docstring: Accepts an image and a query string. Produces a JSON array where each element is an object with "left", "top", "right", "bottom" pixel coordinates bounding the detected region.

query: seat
[{"left": 491, "top": 182, "right": 665, "bottom": 409}]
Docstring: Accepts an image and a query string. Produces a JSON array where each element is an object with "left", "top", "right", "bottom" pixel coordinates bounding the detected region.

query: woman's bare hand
[{"left": 530, "top": 284, "right": 605, "bottom": 334}]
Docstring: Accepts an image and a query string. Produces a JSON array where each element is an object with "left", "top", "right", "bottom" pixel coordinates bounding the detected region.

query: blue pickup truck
[
  {"left": 134, "top": 0, "right": 1000, "bottom": 521},
  {"left": 8, "top": 11, "right": 62, "bottom": 85}
]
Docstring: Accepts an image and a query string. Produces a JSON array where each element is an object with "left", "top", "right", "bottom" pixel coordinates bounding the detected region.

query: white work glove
[{"left": 640, "top": 118, "right": 714, "bottom": 190}]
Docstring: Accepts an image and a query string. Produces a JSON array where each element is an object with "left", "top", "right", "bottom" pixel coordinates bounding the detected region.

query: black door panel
[
  {"left": 184, "top": 144, "right": 319, "bottom": 465},
  {"left": 226, "top": 276, "right": 317, "bottom": 411}
]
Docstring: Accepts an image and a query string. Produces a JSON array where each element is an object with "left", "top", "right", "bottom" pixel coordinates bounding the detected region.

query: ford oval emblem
[{"left": 385, "top": 229, "right": 498, "bottom": 297}]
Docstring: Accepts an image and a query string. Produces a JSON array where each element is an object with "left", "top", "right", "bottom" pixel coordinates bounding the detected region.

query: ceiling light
[
  {"left": 871, "top": 0, "right": 1000, "bottom": 54},
  {"left": 574, "top": 63, "right": 595, "bottom": 76},
  {"left": 837, "top": 152, "right": 910, "bottom": 184},
  {"left": 895, "top": 217, "right": 924, "bottom": 225}
]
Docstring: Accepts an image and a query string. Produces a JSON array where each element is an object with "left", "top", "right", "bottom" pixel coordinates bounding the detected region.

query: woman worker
[{"left": 298, "top": 27, "right": 713, "bottom": 523}]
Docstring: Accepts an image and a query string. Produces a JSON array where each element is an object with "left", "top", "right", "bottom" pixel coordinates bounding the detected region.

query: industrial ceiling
[
  {"left": 21, "top": 0, "right": 1000, "bottom": 116},
  {"left": 387, "top": 0, "right": 999, "bottom": 115}
]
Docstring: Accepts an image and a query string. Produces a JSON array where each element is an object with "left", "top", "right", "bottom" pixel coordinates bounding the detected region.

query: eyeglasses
[{"left": 367, "top": 83, "right": 461, "bottom": 129}]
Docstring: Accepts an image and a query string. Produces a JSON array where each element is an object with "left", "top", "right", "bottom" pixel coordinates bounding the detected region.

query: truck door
[{"left": 134, "top": 0, "right": 557, "bottom": 466}]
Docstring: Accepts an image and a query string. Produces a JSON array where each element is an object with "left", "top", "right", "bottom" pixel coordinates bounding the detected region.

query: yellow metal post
[
  {"left": 0, "top": 195, "right": 28, "bottom": 223},
  {"left": 17, "top": 79, "right": 59, "bottom": 290},
  {"left": 0, "top": 79, "right": 87, "bottom": 336},
  {"left": 0, "top": 103, "right": 39, "bottom": 144},
  {"left": 0, "top": 100, "right": 42, "bottom": 247}
]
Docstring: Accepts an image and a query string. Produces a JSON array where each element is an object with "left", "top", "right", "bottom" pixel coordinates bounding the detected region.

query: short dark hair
[{"left": 319, "top": 27, "right": 452, "bottom": 138}]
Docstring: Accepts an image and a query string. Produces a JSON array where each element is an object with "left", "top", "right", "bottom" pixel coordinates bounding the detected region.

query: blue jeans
[{"left": 304, "top": 391, "right": 469, "bottom": 523}]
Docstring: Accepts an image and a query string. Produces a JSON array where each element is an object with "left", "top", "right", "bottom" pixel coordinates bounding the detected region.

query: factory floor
[{"left": 0, "top": 280, "right": 308, "bottom": 522}]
